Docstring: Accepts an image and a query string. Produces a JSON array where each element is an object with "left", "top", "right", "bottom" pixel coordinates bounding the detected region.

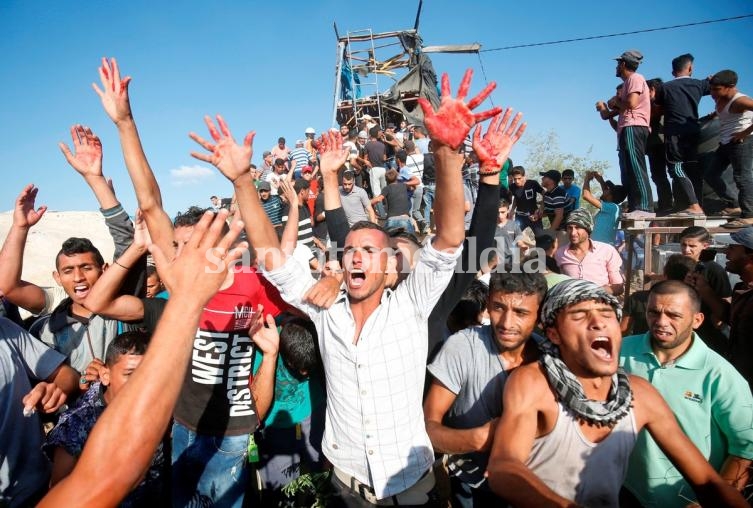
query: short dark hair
[
  {"left": 622, "top": 59, "right": 639, "bottom": 72},
  {"left": 710, "top": 70, "right": 738, "bottom": 87},
  {"left": 56, "top": 238, "right": 105, "bottom": 270},
  {"left": 210, "top": 195, "right": 218, "bottom": 199},
  {"left": 607, "top": 184, "right": 628, "bottom": 204},
  {"left": 279, "top": 317, "right": 320, "bottom": 375},
  {"left": 413, "top": 126, "right": 427, "bottom": 136},
  {"left": 342, "top": 170, "right": 355, "bottom": 182},
  {"left": 488, "top": 270, "right": 548, "bottom": 303},
  {"left": 173, "top": 206, "right": 210, "bottom": 228},
  {"left": 404, "top": 140, "right": 416, "bottom": 153},
  {"left": 369, "top": 126, "right": 380, "bottom": 138},
  {"left": 649, "top": 279, "right": 701, "bottom": 313},
  {"left": 511, "top": 166, "right": 526, "bottom": 176},
  {"left": 562, "top": 169, "right": 575, "bottom": 178},
  {"left": 662, "top": 254, "right": 697, "bottom": 281},
  {"left": 385, "top": 169, "right": 399, "bottom": 184},
  {"left": 350, "top": 220, "right": 389, "bottom": 237},
  {"left": 146, "top": 265, "right": 158, "bottom": 278},
  {"left": 499, "top": 199, "right": 511, "bottom": 209},
  {"left": 173, "top": 207, "right": 231, "bottom": 235},
  {"left": 679, "top": 226, "right": 712, "bottom": 244},
  {"left": 293, "top": 179, "right": 310, "bottom": 194},
  {"left": 646, "top": 77, "right": 664, "bottom": 92},
  {"left": 395, "top": 150, "right": 408, "bottom": 164},
  {"left": 672, "top": 53, "right": 694, "bottom": 74},
  {"left": 447, "top": 280, "right": 489, "bottom": 334},
  {"left": 105, "top": 330, "right": 150, "bottom": 366},
  {"left": 278, "top": 137, "right": 285, "bottom": 143}
]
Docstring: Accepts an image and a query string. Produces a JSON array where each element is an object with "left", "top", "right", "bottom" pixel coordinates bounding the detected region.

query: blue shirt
[{"left": 592, "top": 201, "right": 620, "bottom": 244}]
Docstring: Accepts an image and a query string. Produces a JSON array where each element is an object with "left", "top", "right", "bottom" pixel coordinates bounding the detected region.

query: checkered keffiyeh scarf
[{"left": 538, "top": 279, "right": 632, "bottom": 427}]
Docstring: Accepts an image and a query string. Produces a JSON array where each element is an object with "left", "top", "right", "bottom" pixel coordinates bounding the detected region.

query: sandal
[{"left": 721, "top": 218, "right": 753, "bottom": 229}]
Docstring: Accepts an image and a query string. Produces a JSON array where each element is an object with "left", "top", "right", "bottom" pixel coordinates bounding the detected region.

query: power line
[{"left": 480, "top": 14, "right": 753, "bottom": 53}]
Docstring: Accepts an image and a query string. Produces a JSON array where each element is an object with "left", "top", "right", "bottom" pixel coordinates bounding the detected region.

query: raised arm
[
  {"left": 59, "top": 125, "right": 118, "bottom": 210},
  {"left": 190, "top": 115, "right": 284, "bottom": 270},
  {"left": 40, "top": 211, "right": 246, "bottom": 507},
  {"left": 419, "top": 69, "right": 501, "bottom": 251},
  {"left": 82, "top": 212, "right": 150, "bottom": 321},
  {"left": 249, "top": 312, "right": 279, "bottom": 422},
  {"left": 279, "top": 180, "right": 300, "bottom": 256},
  {"left": 93, "top": 57, "right": 175, "bottom": 258},
  {"left": 581, "top": 172, "right": 602, "bottom": 209},
  {"left": 0, "top": 185, "right": 48, "bottom": 314}
]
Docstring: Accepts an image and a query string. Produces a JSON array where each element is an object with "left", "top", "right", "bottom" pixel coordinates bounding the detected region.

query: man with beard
[
  {"left": 486, "top": 279, "right": 747, "bottom": 507},
  {"left": 620, "top": 280, "right": 753, "bottom": 507},
  {"left": 190, "top": 69, "right": 501, "bottom": 505},
  {"left": 424, "top": 271, "right": 547, "bottom": 506}
]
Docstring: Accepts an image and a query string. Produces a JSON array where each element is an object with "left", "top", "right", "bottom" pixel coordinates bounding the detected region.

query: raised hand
[
  {"left": 317, "top": 130, "right": 349, "bottom": 177},
  {"left": 472, "top": 108, "right": 526, "bottom": 173},
  {"left": 418, "top": 69, "right": 502, "bottom": 150},
  {"left": 13, "top": 184, "right": 47, "bottom": 229},
  {"left": 79, "top": 358, "right": 106, "bottom": 388},
  {"left": 279, "top": 180, "right": 298, "bottom": 208},
  {"left": 59, "top": 125, "right": 104, "bottom": 179},
  {"left": 92, "top": 57, "right": 133, "bottom": 125},
  {"left": 149, "top": 209, "right": 246, "bottom": 302},
  {"left": 132, "top": 209, "right": 152, "bottom": 249},
  {"left": 189, "top": 115, "right": 255, "bottom": 183},
  {"left": 252, "top": 313, "right": 280, "bottom": 356}
]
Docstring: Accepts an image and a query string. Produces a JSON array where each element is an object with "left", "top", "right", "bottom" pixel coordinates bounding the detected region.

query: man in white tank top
[
  {"left": 708, "top": 70, "right": 753, "bottom": 229},
  {"left": 486, "top": 279, "right": 748, "bottom": 507}
]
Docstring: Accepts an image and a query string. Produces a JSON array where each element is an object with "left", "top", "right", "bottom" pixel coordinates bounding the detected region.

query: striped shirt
[
  {"left": 543, "top": 186, "right": 570, "bottom": 227},
  {"left": 288, "top": 147, "right": 310, "bottom": 173},
  {"left": 282, "top": 204, "right": 315, "bottom": 248},
  {"left": 261, "top": 195, "right": 283, "bottom": 225}
]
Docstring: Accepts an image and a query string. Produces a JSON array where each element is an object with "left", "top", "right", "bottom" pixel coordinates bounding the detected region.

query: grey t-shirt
[
  {"left": 0, "top": 318, "right": 66, "bottom": 507},
  {"left": 427, "top": 325, "right": 508, "bottom": 486},
  {"left": 339, "top": 186, "right": 371, "bottom": 227}
]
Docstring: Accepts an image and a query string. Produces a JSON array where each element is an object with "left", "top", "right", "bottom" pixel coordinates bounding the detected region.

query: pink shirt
[
  {"left": 555, "top": 239, "right": 624, "bottom": 287},
  {"left": 617, "top": 73, "right": 651, "bottom": 132},
  {"left": 271, "top": 146, "right": 291, "bottom": 162}
]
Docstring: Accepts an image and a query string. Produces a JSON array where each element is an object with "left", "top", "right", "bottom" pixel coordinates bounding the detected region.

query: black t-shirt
[
  {"left": 381, "top": 182, "right": 411, "bottom": 217},
  {"left": 510, "top": 180, "right": 543, "bottom": 215},
  {"left": 656, "top": 77, "right": 710, "bottom": 136},
  {"left": 313, "top": 192, "right": 328, "bottom": 240},
  {"left": 364, "top": 140, "right": 387, "bottom": 168}
]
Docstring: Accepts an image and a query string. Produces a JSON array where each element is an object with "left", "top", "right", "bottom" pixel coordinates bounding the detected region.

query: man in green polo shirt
[{"left": 620, "top": 280, "right": 753, "bottom": 507}]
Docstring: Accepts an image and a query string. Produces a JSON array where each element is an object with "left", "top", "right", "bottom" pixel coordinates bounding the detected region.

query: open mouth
[
  {"left": 348, "top": 270, "right": 366, "bottom": 289},
  {"left": 590, "top": 336, "right": 613, "bottom": 361},
  {"left": 73, "top": 285, "right": 90, "bottom": 298}
]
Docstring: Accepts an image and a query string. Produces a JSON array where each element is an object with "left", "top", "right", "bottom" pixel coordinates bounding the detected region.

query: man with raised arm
[
  {"left": 92, "top": 58, "right": 286, "bottom": 507},
  {"left": 40, "top": 211, "right": 253, "bottom": 507},
  {"left": 0, "top": 125, "right": 138, "bottom": 319},
  {"left": 190, "top": 69, "right": 499, "bottom": 505},
  {"left": 486, "top": 279, "right": 748, "bottom": 507}
]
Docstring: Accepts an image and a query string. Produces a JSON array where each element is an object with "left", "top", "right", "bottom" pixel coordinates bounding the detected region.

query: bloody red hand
[
  {"left": 417, "top": 69, "right": 502, "bottom": 150},
  {"left": 472, "top": 108, "right": 527, "bottom": 173}
]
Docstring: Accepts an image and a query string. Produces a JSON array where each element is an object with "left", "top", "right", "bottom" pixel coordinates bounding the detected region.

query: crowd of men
[{"left": 0, "top": 52, "right": 753, "bottom": 508}]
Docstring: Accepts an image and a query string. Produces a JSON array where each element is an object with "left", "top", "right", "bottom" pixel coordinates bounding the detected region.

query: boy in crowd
[
  {"left": 508, "top": 166, "right": 544, "bottom": 234},
  {"left": 44, "top": 331, "right": 168, "bottom": 506}
]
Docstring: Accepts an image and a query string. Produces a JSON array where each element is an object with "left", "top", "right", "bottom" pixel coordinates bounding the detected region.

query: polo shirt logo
[{"left": 683, "top": 391, "right": 703, "bottom": 404}]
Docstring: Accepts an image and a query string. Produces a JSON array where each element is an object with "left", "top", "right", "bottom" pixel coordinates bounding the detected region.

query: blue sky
[{"left": 1, "top": 1, "right": 751, "bottom": 217}]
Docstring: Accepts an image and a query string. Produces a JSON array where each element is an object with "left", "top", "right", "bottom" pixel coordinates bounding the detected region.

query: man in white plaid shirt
[{"left": 190, "top": 69, "right": 502, "bottom": 506}]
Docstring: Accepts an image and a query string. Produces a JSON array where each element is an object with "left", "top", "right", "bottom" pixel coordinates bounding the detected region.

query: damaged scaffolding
[{"left": 332, "top": 0, "right": 481, "bottom": 129}]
